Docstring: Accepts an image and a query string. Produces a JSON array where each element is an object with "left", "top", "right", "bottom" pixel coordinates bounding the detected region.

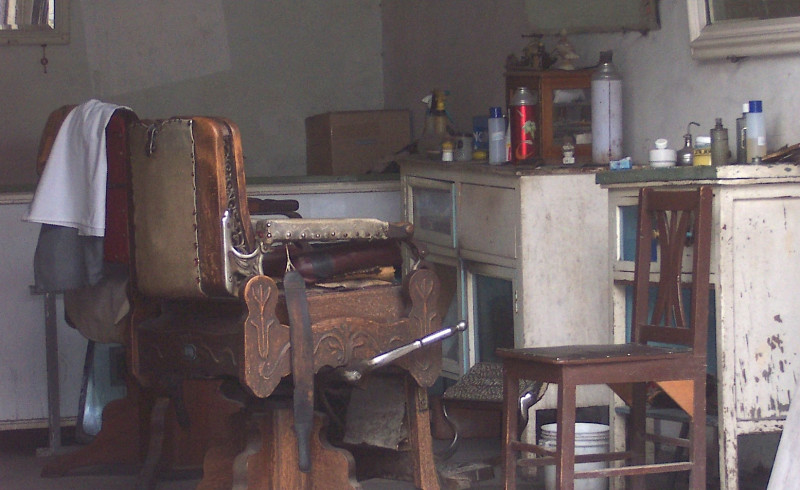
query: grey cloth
[
  {"left": 33, "top": 224, "right": 105, "bottom": 292},
  {"left": 64, "top": 264, "right": 129, "bottom": 344}
]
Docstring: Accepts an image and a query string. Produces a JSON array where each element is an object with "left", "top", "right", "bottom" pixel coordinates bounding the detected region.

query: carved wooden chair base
[
  {"left": 200, "top": 404, "right": 359, "bottom": 490},
  {"left": 40, "top": 394, "right": 142, "bottom": 478},
  {"left": 196, "top": 375, "right": 440, "bottom": 490}
]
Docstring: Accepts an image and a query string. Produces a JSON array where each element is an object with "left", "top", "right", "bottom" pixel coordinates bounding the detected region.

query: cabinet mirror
[{"left": 688, "top": 0, "right": 800, "bottom": 59}]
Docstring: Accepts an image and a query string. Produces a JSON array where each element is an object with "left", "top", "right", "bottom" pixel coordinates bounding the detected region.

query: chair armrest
[
  {"left": 252, "top": 218, "right": 413, "bottom": 247},
  {"left": 247, "top": 197, "right": 301, "bottom": 218}
]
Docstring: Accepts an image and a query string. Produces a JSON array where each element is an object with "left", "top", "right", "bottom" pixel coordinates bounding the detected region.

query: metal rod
[
  {"left": 42, "top": 292, "right": 61, "bottom": 456},
  {"left": 338, "top": 321, "right": 467, "bottom": 384}
]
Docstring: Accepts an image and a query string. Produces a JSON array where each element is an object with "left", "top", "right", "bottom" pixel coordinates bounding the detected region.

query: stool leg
[
  {"left": 689, "top": 376, "right": 707, "bottom": 490},
  {"left": 556, "top": 375, "right": 577, "bottom": 490},
  {"left": 502, "top": 363, "right": 520, "bottom": 490},
  {"left": 629, "top": 382, "right": 647, "bottom": 490}
]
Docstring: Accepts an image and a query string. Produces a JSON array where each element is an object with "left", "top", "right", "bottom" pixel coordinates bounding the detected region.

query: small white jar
[{"left": 649, "top": 138, "right": 677, "bottom": 168}]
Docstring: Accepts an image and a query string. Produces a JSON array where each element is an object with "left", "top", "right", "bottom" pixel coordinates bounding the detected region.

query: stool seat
[{"left": 498, "top": 344, "right": 691, "bottom": 365}]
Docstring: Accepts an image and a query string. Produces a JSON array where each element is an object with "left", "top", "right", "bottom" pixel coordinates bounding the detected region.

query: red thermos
[{"left": 509, "top": 87, "right": 538, "bottom": 164}]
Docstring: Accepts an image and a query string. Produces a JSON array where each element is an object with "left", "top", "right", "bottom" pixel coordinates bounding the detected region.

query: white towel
[{"left": 25, "top": 99, "right": 130, "bottom": 237}]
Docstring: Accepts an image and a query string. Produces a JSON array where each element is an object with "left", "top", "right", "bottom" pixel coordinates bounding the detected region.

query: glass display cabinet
[{"left": 505, "top": 69, "right": 593, "bottom": 163}]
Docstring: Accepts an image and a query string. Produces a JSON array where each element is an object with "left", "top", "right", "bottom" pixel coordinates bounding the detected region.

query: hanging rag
[{"left": 25, "top": 99, "right": 130, "bottom": 290}]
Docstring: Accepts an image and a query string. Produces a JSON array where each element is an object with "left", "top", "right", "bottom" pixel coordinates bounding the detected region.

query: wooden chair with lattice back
[{"left": 498, "top": 186, "right": 712, "bottom": 489}]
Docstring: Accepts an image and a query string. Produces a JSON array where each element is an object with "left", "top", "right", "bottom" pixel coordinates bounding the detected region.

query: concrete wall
[
  {"left": 382, "top": 0, "right": 529, "bottom": 143},
  {"left": 8, "top": 1, "right": 799, "bottom": 186},
  {"left": 383, "top": 0, "right": 800, "bottom": 165},
  {"left": 0, "top": 0, "right": 384, "bottom": 187}
]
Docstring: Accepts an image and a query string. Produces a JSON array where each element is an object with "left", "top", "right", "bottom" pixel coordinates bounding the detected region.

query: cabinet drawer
[
  {"left": 407, "top": 176, "right": 456, "bottom": 248},
  {"left": 459, "top": 184, "right": 517, "bottom": 258}
]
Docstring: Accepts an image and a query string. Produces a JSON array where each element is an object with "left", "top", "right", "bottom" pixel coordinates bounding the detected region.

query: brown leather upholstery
[
  {"left": 129, "top": 117, "right": 252, "bottom": 298},
  {"left": 36, "top": 105, "right": 76, "bottom": 176}
]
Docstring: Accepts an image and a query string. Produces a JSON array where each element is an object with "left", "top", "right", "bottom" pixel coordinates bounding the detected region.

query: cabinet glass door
[
  {"left": 425, "top": 258, "right": 463, "bottom": 378},
  {"left": 466, "top": 262, "right": 516, "bottom": 367},
  {"left": 407, "top": 176, "right": 455, "bottom": 249},
  {"left": 551, "top": 88, "right": 592, "bottom": 151}
]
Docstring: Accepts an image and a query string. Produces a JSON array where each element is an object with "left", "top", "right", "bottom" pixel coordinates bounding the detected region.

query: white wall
[
  {"left": 382, "top": 0, "right": 529, "bottom": 143},
  {"left": 0, "top": 199, "right": 87, "bottom": 429},
  {"left": 382, "top": 0, "right": 800, "bottom": 165},
  {"left": 568, "top": 0, "right": 800, "bottom": 165},
  {"left": 0, "top": 0, "right": 384, "bottom": 187}
]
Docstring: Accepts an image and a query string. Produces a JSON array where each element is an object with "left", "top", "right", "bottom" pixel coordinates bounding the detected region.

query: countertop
[
  {"left": 400, "top": 157, "right": 607, "bottom": 176},
  {"left": 596, "top": 162, "right": 800, "bottom": 186}
]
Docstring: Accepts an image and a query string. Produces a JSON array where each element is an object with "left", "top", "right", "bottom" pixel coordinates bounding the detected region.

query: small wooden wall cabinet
[{"left": 505, "top": 69, "right": 593, "bottom": 164}]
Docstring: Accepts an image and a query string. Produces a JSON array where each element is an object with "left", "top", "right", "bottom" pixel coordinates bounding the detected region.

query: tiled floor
[
  {"left": 0, "top": 426, "right": 507, "bottom": 490},
  {"left": 0, "top": 426, "right": 775, "bottom": 489}
]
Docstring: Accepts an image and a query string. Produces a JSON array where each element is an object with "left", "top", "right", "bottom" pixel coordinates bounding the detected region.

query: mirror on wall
[
  {"left": 525, "top": 0, "right": 659, "bottom": 34},
  {"left": 688, "top": 0, "right": 800, "bottom": 59},
  {"left": 708, "top": 0, "right": 800, "bottom": 22},
  {"left": 1, "top": 0, "right": 69, "bottom": 45}
]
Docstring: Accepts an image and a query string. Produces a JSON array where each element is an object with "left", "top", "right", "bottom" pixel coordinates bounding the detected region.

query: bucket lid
[{"left": 540, "top": 422, "right": 609, "bottom": 436}]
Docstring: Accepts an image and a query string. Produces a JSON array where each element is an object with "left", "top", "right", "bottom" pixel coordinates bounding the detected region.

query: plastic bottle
[
  {"left": 441, "top": 140, "right": 454, "bottom": 162},
  {"left": 591, "top": 51, "right": 623, "bottom": 164},
  {"left": 417, "top": 89, "right": 450, "bottom": 159},
  {"left": 488, "top": 106, "right": 506, "bottom": 164},
  {"left": 710, "top": 118, "right": 729, "bottom": 166},
  {"left": 745, "top": 100, "right": 766, "bottom": 163},
  {"left": 509, "top": 87, "right": 538, "bottom": 164},
  {"left": 736, "top": 103, "right": 748, "bottom": 164}
]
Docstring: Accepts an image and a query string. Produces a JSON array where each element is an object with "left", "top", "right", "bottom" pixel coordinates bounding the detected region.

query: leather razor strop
[{"left": 283, "top": 269, "right": 315, "bottom": 473}]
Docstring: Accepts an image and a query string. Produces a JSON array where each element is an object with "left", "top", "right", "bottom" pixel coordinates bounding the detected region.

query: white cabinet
[
  {"left": 0, "top": 198, "right": 87, "bottom": 430},
  {"left": 598, "top": 164, "right": 800, "bottom": 490},
  {"left": 400, "top": 159, "right": 610, "bottom": 414}
]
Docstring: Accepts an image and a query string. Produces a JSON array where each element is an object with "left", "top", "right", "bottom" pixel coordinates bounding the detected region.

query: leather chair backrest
[{"left": 128, "top": 117, "right": 253, "bottom": 299}]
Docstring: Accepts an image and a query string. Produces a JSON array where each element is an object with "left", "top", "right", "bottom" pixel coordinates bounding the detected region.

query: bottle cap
[
  {"left": 490, "top": 107, "right": 502, "bottom": 118},
  {"left": 749, "top": 100, "right": 763, "bottom": 113},
  {"left": 743, "top": 103, "right": 749, "bottom": 113},
  {"left": 655, "top": 138, "right": 668, "bottom": 149}
]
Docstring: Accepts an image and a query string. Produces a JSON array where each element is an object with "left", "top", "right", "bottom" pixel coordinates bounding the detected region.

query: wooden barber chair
[
  {"left": 498, "top": 186, "right": 712, "bottom": 489},
  {"left": 39, "top": 106, "right": 249, "bottom": 480},
  {"left": 123, "top": 116, "right": 452, "bottom": 489}
]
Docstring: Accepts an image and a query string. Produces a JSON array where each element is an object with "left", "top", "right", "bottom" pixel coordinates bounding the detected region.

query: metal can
[{"left": 509, "top": 87, "right": 538, "bottom": 164}]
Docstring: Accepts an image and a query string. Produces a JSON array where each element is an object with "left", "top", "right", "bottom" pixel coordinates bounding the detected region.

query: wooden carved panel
[{"left": 242, "top": 267, "right": 442, "bottom": 398}]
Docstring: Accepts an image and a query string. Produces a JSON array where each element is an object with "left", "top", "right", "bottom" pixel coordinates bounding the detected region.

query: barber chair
[
  {"left": 37, "top": 106, "right": 247, "bottom": 479},
  {"left": 125, "top": 116, "right": 450, "bottom": 488},
  {"left": 40, "top": 112, "right": 454, "bottom": 489}
]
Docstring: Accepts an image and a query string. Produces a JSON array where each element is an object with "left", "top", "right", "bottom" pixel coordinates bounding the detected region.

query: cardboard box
[{"left": 305, "top": 110, "right": 411, "bottom": 175}]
